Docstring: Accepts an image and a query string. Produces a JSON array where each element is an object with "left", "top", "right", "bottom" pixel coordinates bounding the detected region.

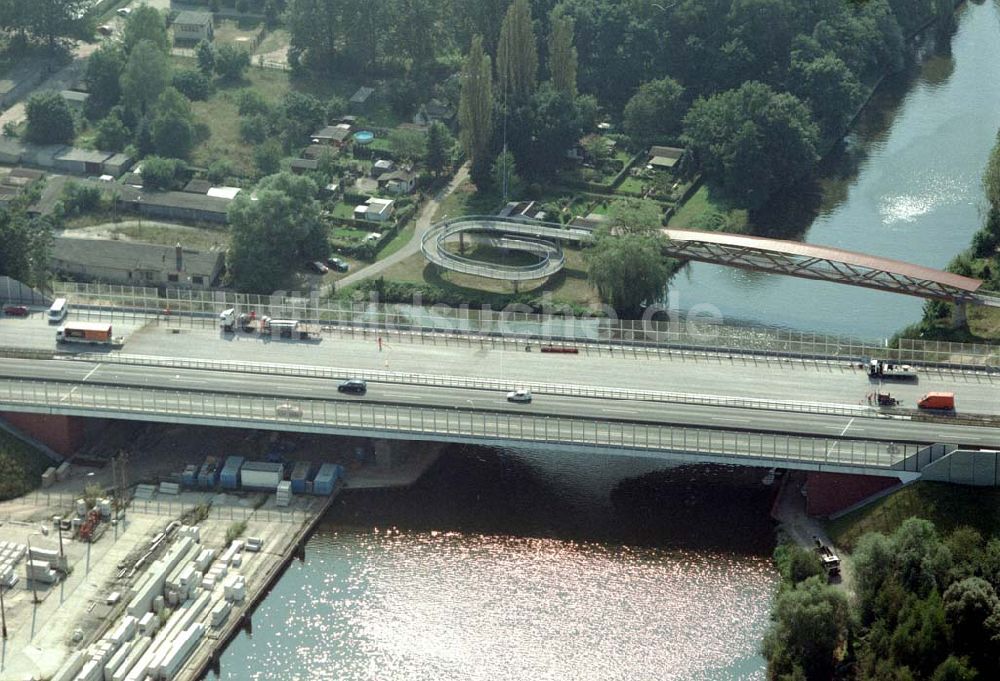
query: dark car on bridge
[
  {"left": 3, "top": 305, "right": 29, "bottom": 317},
  {"left": 337, "top": 379, "right": 367, "bottom": 395}
]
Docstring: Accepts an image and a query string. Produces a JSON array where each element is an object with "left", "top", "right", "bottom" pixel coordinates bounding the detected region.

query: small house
[
  {"left": 54, "top": 148, "right": 111, "bottom": 176},
  {"left": 413, "top": 99, "right": 455, "bottom": 127},
  {"left": 290, "top": 158, "right": 319, "bottom": 174},
  {"left": 183, "top": 179, "right": 212, "bottom": 195},
  {"left": 311, "top": 124, "right": 352, "bottom": 147},
  {"left": 499, "top": 201, "right": 546, "bottom": 222},
  {"left": 355, "top": 197, "right": 394, "bottom": 222},
  {"left": 102, "top": 153, "right": 132, "bottom": 177},
  {"left": 52, "top": 237, "right": 224, "bottom": 288},
  {"left": 59, "top": 90, "right": 89, "bottom": 112},
  {"left": 647, "top": 145, "right": 687, "bottom": 171},
  {"left": 206, "top": 186, "right": 241, "bottom": 200},
  {"left": 378, "top": 169, "right": 417, "bottom": 195},
  {"left": 302, "top": 144, "right": 333, "bottom": 160},
  {"left": 372, "top": 159, "right": 395, "bottom": 177},
  {"left": 173, "top": 11, "right": 214, "bottom": 43},
  {"left": 349, "top": 86, "right": 375, "bottom": 114}
]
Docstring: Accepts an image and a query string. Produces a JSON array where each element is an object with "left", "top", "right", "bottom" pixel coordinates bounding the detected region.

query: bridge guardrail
[
  {"left": 64, "top": 352, "right": 880, "bottom": 419},
  {"left": 0, "top": 378, "right": 917, "bottom": 470}
]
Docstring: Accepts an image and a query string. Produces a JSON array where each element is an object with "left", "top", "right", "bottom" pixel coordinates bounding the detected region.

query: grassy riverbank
[{"left": 826, "top": 481, "right": 1000, "bottom": 550}]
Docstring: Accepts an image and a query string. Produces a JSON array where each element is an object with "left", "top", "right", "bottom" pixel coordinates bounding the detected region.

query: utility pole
[{"left": 1, "top": 580, "right": 7, "bottom": 638}]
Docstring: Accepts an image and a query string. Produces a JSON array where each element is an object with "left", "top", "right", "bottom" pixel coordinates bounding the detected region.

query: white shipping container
[
  {"left": 138, "top": 612, "right": 157, "bottom": 636},
  {"left": 111, "top": 636, "right": 151, "bottom": 681},
  {"left": 103, "top": 640, "right": 135, "bottom": 681},
  {"left": 239, "top": 467, "right": 282, "bottom": 490},
  {"left": 75, "top": 658, "right": 102, "bottom": 681},
  {"left": 51, "top": 651, "right": 86, "bottom": 681},
  {"left": 194, "top": 548, "right": 215, "bottom": 572},
  {"left": 160, "top": 624, "right": 205, "bottom": 680},
  {"left": 211, "top": 599, "right": 232, "bottom": 626}
]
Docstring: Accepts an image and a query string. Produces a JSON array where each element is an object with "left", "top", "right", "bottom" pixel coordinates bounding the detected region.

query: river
[
  {"left": 212, "top": 447, "right": 780, "bottom": 680},
  {"left": 671, "top": 0, "right": 1000, "bottom": 339}
]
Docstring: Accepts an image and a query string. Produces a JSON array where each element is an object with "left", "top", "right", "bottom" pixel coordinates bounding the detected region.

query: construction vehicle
[
  {"left": 876, "top": 392, "right": 899, "bottom": 407},
  {"left": 814, "top": 537, "right": 841, "bottom": 578},
  {"left": 219, "top": 308, "right": 236, "bottom": 332},
  {"left": 56, "top": 322, "right": 124, "bottom": 347},
  {"left": 78, "top": 508, "right": 101, "bottom": 542},
  {"left": 868, "top": 359, "right": 917, "bottom": 380},
  {"left": 917, "top": 392, "right": 955, "bottom": 410}
]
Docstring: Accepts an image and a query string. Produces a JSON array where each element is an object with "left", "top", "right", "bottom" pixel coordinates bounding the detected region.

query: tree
[
  {"left": 425, "top": 121, "right": 452, "bottom": 176},
  {"left": 506, "top": 84, "right": 591, "bottom": 180},
  {"left": 24, "top": 91, "right": 74, "bottom": 145},
  {"left": 624, "top": 78, "right": 686, "bottom": 149},
  {"left": 215, "top": 44, "right": 251, "bottom": 82},
  {"left": 120, "top": 39, "right": 171, "bottom": 116},
  {"left": 497, "top": 0, "right": 538, "bottom": 102},
  {"left": 140, "top": 156, "right": 182, "bottom": 190},
  {"left": 281, "top": 91, "right": 325, "bottom": 145},
  {"left": 606, "top": 199, "right": 663, "bottom": 235},
  {"left": 94, "top": 111, "right": 131, "bottom": 152},
  {"left": 931, "top": 656, "right": 980, "bottom": 681},
  {"left": 150, "top": 88, "right": 195, "bottom": 159},
  {"left": 60, "top": 180, "right": 103, "bottom": 216},
  {"left": 944, "top": 578, "right": 1000, "bottom": 668},
  {"left": 121, "top": 5, "right": 168, "bottom": 55},
  {"left": 458, "top": 36, "right": 494, "bottom": 188},
  {"left": 196, "top": 40, "right": 215, "bottom": 76},
  {"left": 763, "top": 576, "right": 851, "bottom": 680},
  {"left": 585, "top": 205, "right": 673, "bottom": 318},
  {"left": 984, "top": 131, "right": 1000, "bottom": 214},
  {"left": 773, "top": 542, "right": 824, "bottom": 585},
  {"left": 172, "top": 69, "right": 211, "bottom": 101},
  {"left": 0, "top": 209, "right": 53, "bottom": 288},
  {"left": 491, "top": 150, "right": 523, "bottom": 199},
  {"left": 226, "top": 173, "right": 327, "bottom": 292},
  {"left": 548, "top": 6, "right": 577, "bottom": 97},
  {"left": 388, "top": 128, "right": 427, "bottom": 163},
  {"left": 788, "top": 53, "right": 862, "bottom": 140},
  {"left": 682, "top": 81, "right": 819, "bottom": 209},
  {"left": 84, "top": 43, "right": 126, "bottom": 119},
  {"left": 26, "top": 0, "right": 90, "bottom": 52},
  {"left": 254, "top": 139, "right": 283, "bottom": 176},
  {"left": 206, "top": 159, "right": 233, "bottom": 185}
]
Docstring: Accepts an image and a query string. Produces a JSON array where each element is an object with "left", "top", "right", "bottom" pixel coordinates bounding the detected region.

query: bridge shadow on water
[{"left": 325, "top": 445, "right": 778, "bottom": 556}]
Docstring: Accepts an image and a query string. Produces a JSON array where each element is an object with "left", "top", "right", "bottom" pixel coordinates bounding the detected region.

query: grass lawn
[
  {"left": 617, "top": 176, "right": 645, "bottom": 195},
  {"left": 256, "top": 29, "right": 291, "bottom": 56},
  {"left": 331, "top": 203, "right": 361, "bottom": 220},
  {"left": 374, "top": 247, "right": 599, "bottom": 307},
  {"left": 443, "top": 242, "right": 541, "bottom": 267},
  {"left": 211, "top": 20, "right": 261, "bottom": 48},
  {"left": 826, "top": 481, "right": 1000, "bottom": 550},
  {"left": 376, "top": 221, "right": 415, "bottom": 261},
  {"left": 432, "top": 180, "right": 503, "bottom": 223},
  {"left": 668, "top": 184, "right": 749, "bottom": 232},
  {"left": 0, "top": 428, "right": 52, "bottom": 501},
  {"left": 111, "top": 223, "right": 229, "bottom": 250}
]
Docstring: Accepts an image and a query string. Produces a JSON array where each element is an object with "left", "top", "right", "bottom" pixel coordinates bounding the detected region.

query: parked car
[
  {"left": 3, "top": 305, "right": 29, "bottom": 317},
  {"left": 337, "top": 379, "right": 367, "bottom": 395},
  {"left": 326, "top": 257, "right": 349, "bottom": 272},
  {"left": 116, "top": 7, "right": 131, "bottom": 16},
  {"left": 308, "top": 261, "right": 329, "bottom": 274},
  {"left": 97, "top": 24, "right": 114, "bottom": 36},
  {"left": 506, "top": 389, "right": 532, "bottom": 403}
]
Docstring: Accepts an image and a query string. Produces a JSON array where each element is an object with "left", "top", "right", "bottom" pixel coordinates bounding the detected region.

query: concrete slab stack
[{"left": 111, "top": 636, "right": 151, "bottom": 681}]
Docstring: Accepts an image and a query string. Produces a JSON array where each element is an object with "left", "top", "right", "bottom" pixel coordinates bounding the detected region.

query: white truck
[
  {"left": 868, "top": 359, "right": 917, "bottom": 380},
  {"left": 56, "top": 322, "right": 124, "bottom": 347},
  {"left": 219, "top": 308, "right": 236, "bottom": 332}
]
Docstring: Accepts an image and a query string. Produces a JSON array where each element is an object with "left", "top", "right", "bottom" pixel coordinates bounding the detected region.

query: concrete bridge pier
[{"left": 952, "top": 301, "right": 968, "bottom": 329}]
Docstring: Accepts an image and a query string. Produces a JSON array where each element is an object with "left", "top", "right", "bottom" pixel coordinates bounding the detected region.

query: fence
[
  {"left": 66, "top": 351, "right": 877, "bottom": 419},
  {"left": 49, "top": 280, "right": 1000, "bottom": 369},
  {"left": 11, "top": 490, "right": 311, "bottom": 525},
  {"left": 1, "top": 276, "right": 51, "bottom": 306},
  {"left": 0, "top": 378, "right": 917, "bottom": 470}
]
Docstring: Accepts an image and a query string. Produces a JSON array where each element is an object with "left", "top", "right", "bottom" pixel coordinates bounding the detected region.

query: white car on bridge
[{"left": 506, "top": 389, "right": 532, "bottom": 404}]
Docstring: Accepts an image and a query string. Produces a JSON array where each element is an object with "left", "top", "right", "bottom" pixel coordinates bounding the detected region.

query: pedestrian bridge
[{"left": 421, "top": 216, "right": 999, "bottom": 306}]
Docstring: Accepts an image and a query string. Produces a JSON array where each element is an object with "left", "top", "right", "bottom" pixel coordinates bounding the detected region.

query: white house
[{"left": 355, "top": 197, "right": 395, "bottom": 222}]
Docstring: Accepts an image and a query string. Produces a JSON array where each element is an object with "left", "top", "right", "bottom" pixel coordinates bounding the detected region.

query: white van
[{"left": 48, "top": 298, "right": 68, "bottom": 323}]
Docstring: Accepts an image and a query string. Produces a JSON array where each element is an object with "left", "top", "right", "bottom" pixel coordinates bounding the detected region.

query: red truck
[
  {"left": 917, "top": 392, "right": 955, "bottom": 411},
  {"left": 56, "top": 322, "right": 124, "bottom": 347}
]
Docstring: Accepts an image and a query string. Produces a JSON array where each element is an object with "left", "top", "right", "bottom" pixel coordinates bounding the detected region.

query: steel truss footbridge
[{"left": 421, "top": 216, "right": 1000, "bottom": 306}]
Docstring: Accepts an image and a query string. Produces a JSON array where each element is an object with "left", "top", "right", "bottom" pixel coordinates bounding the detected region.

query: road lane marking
[
  {"left": 839, "top": 418, "right": 855, "bottom": 436},
  {"left": 81, "top": 363, "right": 102, "bottom": 382},
  {"left": 709, "top": 416, "right": 752, "bottom": 423},
  {"left": 601, "top": 407, "right": 635, "bottom": 414}
]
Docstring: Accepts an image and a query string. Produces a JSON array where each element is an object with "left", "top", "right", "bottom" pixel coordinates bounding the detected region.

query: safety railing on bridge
[
  {"left": 64, "top": 352, "right": 881, "bottom": 419},
  {"left": 0, "top": 378, "right": 920, "bottom": 470},
  {"left": 48, "top": 282, "right": 1000, "bottom": 369}
]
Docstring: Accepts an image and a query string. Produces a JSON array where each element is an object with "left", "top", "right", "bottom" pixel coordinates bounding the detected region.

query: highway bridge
[
  {"left": 421, "top": 216, "right": 1000, "bottom": 308},
  {"left": 0, "top": 311, "right": 998, "bottom": 482}
]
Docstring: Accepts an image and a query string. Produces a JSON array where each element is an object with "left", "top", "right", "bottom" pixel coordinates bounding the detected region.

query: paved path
[{"left": 332, "top": 162, "right": 470, "bottom": 290}]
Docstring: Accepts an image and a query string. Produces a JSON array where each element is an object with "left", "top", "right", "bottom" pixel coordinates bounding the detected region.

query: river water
[
  {"left": 213, "top": 447, "right": 779, "bottom": 680},
  {"left": 672, "top": 0, "right": 1000, "bottom": 339}
]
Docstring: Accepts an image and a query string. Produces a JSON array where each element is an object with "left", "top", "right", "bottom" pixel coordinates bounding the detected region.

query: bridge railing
[
  {"left": 48, "top": 282, "right": 1000, "bottom": 369},
  {"left": 64, "top": 352, "right": 878, "bottom": 419},
  {"left": 0, "top": 378, "right": 918, "bottom": 470}
]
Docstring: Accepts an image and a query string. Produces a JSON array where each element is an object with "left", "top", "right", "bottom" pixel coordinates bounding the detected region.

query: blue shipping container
[
  {"left": 220, "top": 456, "right": 245, "bottom": 490},
  {"left": 313, "top": 463, "right": 341, "bottom": 496},
  {"left": 198, "top": 459, "right": 219, "bottom": 488},
  {"left": 181, "top": 465, "right": 198, "bottom": 487},
  {"left": 290, "top": 462, "right": 311, "bottom": 494}
]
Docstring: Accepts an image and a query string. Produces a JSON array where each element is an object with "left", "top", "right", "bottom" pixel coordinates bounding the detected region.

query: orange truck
[
  {"left": 56, "top": 322, "right": 123, "bottom": 346},
  {"left": 917, "top": 392, "right": 955, "bottom": 411}
]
